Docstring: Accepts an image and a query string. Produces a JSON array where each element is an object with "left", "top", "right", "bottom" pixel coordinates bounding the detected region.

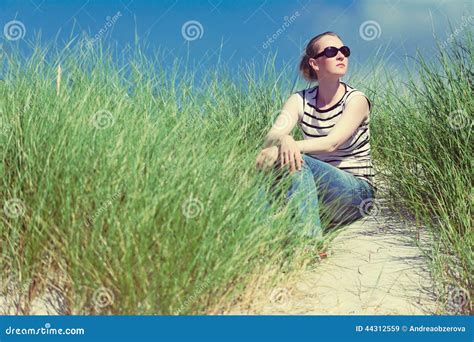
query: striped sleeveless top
[{"left": 295, "top": 81, "right": 377, "bottom": 193}]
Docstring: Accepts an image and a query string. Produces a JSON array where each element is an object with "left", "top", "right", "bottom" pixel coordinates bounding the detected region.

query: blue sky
[{"left": 1, "top": 0, "right": 473, "bottom": 82}]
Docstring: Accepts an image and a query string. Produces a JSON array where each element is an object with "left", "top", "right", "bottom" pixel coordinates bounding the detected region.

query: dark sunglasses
[{"left": 313, "top": 46, "right": 350, "bottom": 59}]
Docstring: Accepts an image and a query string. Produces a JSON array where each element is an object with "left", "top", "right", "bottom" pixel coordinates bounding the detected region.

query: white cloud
[{"left": 358, "top": 0, "right": 473, "bottom": 40}]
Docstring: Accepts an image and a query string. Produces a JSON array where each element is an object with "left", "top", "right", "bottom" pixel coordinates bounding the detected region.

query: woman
[{"left": 255, "top": 31, "right": 377, "bottom": 238}]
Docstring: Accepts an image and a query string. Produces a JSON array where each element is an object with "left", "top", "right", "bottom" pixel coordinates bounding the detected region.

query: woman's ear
[{"left": 309, "top": 58, "right": 319, "bottom": 73}]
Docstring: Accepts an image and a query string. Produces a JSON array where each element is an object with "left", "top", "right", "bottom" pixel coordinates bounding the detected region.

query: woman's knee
[{"left": 301, "top": 153, "right": 312, "bottom": 163}]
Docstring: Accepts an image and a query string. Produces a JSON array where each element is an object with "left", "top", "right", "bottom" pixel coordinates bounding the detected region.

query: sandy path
[{"left": 225, "top": 181, "right": 441, "bottom": 315}]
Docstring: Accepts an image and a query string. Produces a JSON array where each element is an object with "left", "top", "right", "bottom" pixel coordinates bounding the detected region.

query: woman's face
[{"left": 310, "top": 35, "right": 348, "bottom": 81}]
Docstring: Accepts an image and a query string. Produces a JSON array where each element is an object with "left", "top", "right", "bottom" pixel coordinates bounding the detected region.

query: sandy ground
[
  {"left": 228, "top": 215, "right": 440, "bottom": 314},
  {"left": 223, "top": 179, "right": 443, "bottom": 315},
  {"left": 0, "top": 281, "right": 68, "bottom": 315}
]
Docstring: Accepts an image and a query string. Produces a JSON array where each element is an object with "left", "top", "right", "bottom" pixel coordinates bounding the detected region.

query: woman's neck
[{"left": 316, "top": 79, "right": 343, "bottom": 106}]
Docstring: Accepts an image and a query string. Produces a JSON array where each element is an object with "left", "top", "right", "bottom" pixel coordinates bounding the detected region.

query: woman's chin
[
  {"left": 332, "top": 69, "right": 347, "bottom": 77},
  {"left": 318, "top": 71, "right": 347, "bottom": 81}
]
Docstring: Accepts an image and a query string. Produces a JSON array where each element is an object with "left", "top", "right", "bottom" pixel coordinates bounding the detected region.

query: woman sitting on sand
[{"left": 255, "top": 31, "right": 377, "bottom": 238}]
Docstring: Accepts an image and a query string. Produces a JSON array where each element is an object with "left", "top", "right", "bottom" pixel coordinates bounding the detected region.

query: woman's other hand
[
  {"left": 279, "top": 135, "right": 303, "bottom": 173},
  {"left": 255, "top": 145, "right": 279, "bottom": 172}
]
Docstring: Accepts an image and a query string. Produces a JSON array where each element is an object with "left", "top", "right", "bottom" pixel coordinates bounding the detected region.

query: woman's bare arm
[{"left": 261, "top": 93, "right": 301, "bottom": 149}]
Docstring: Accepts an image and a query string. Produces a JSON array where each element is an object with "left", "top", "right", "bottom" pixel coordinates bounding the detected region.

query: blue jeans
[{"left": 255, "top": 153, "right": 376, "bottom": 238}]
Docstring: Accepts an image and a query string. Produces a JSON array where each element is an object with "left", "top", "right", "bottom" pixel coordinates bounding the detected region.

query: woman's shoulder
[
  {"left": 342, "top": 83, "right": 372, "bottom": 112},
  {"left": 290, "top": 86, "right": 317, "bottom": 122},
  {"left": 294, "top": 85, "right": 318, "bottom": 96},
  {"left": 292, "top": 85, "right": 318, "bottom": 106}
]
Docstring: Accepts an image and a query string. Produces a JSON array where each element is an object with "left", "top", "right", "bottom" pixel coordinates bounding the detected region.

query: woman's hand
[
  {"left": 278, "top": 135, "right": 303, "bottom": 173},
  {"left": 255, "top": 145, "right": 279, "bottom": 172}
]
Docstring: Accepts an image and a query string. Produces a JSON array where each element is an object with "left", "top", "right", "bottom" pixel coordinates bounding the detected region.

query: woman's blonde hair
[{"left": 299, "top": 31, "right": 342, "bottom": 82}]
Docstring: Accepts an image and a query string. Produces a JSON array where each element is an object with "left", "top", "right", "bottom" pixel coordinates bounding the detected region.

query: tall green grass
[
  {"left": 368, "top": 30, "right": 473, "bottom": 313},
  {"left": 0, "top": 38, "right": 323, "bottom": 314}
]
